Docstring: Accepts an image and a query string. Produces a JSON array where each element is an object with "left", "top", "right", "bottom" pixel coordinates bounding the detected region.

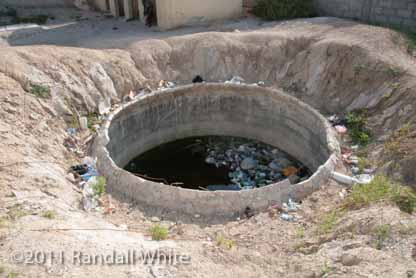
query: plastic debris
[
  {"left": 335, "top": 125, "right": 348, "bottom": 135},
  {"left": 280, "top": 213, "right": 296, "bottom": 222},
  {"left": 283, "top": 199, "right": 300, "bottom": 212},
  {"left": 82, "top": 156, "right": 97, "bottom": 167},
  {"left": 331, "top": 171, "right": 357, "bottom": 185},
  {"left": 82, "top": 176, "right": 99, "bottom": 211},
  {"left": 79, "top": 116, "right": 88, "bottom": 130},
  {"left": 351, "top": 166, "right": 360, "bottom": 175},
  {"left": 240, "top": 157, "right": 257, "bottom": 170},
  {"left": 80, "top": 166, "right": 98, "bottom": 181},
  {"left": 158, "top": 80, "right": 176, "bottom": 91},
  {"left": 98, "top": 98, "right": 111, "bottom": 115},
  {"left": 363, "top": 168, "right": 375, "bottom": 174},
  {"left": 355, "top": 174, "right": 374, "bottom": 184},
  {"left": 244, "top": 206, "right": 254, "bottom": 219},
  {"left": 283, "top": 166, "right": 299, "bottom": 177},
  {"left": 328, "top": 114, "right": 347, "bottom": 127},
  {"left": 123, "top": 91, "right": 136, "bottom": 103},
  {"left": 67, "top": 128, "right": 77, "bottom": 137},
  {"left": 71, "top": 164, "right": 89, "bottom": 175},
  {"left": 328, "top": 115, "right": 339, "bottom": 124},
  {"left": 192, "top": 75, "right": 204, "bottom": 83},
  {"left": 332, "top": 171, "right": 374, "bottom": 185},
  {"left": 225, "top": 76, "right": 245, "bottom": 84},
  {"left": 201, "top": 137, "right": 310, "bottom": 189}
]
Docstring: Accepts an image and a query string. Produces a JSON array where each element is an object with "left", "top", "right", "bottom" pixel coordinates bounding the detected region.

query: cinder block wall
[
  {"left": 315, "top": 0, "right": 415, "bottom": 28},
  {"left": 243, "top": 0, "right": 415, "bottom": 28}
]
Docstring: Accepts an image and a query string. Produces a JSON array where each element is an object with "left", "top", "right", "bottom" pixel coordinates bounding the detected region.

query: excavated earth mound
[{"left": 0, "top": 18, "right": 415, "bottom": 277}]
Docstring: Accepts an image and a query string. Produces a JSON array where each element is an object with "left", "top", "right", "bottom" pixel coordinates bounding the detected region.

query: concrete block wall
[
  {"left": 242, "top": 0, "right": 415, "bottom": 29},
  {"left": 315, "top": 0, "right": 416, "bottom": 28}
]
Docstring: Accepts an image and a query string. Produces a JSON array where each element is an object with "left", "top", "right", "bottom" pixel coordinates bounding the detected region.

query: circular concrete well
[{"left": 93, "top": 83, "right": 340, "bottom": 223}]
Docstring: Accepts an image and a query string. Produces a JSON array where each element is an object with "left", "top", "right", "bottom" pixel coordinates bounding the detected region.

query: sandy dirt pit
[{"left": 0, "top": 8, "right": 415, "bottom": 278}]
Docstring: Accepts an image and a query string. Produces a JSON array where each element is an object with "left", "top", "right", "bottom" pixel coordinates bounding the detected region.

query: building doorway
[{"left": 142, "top": 0, "right": 157, "bottom": 27}]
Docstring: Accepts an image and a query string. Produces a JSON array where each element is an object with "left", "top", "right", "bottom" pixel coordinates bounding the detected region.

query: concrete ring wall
[{"left": 92, "top": 83, "right": 340, "bottom": 223}]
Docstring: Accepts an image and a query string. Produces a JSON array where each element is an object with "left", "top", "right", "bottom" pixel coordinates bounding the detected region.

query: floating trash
[{"left": 126, "top": 136, "right": 311, "bottom": 190}]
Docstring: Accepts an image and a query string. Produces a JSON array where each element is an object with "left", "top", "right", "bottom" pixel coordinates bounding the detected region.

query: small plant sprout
[
  {"left": 374, "top": 224, "right": 391, "bottom": 250},
  {"left": 150, "top": 224, "right": 169, "bottom": 241},
  {"left": 92, "top": 176, "right": 107, "bottom": 197},
  {"left": 29, "top": 84, "right": 51, "bottom": 99},
  {"left": 215, "top": 233, "right": 236, "bottom": 249},
  {"left": 41, "top": 210, "right": 56, "bottom": 219}
]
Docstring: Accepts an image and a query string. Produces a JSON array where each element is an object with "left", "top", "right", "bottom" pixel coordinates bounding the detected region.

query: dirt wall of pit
[{"left": 0, "top": 20, "right": 415, "bottom": 188}]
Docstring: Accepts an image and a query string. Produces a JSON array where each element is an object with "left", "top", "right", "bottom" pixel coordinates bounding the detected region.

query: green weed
[
  {"left": 296, "top": 227, "right": 305, "bottom": 238},
  {"left": 253, "top": 0, "right": 316, "bottom": 20},
  {"left": 87, "top": 112, "right": 101, "bottom": 131},
  {"left": 318, "top": 210, "right": 344, "bottom": 234},
  {"left": 0, "top": 217, "right": 8, "bottom": 228},
  {"left": 41, "top": 210, "right": 56, "bottom": 219},
  {"left": 8, "top": 204, "right": 28, "bottom": 220},
  {"left": 149, "top": 224, "right": 169, "bottom": 241},
  {"left": 344, "top": 175, "right": 416, "bottom": 214},
  {"left": 345, "top": 112, "right": 372, "bottom": 145},
  {"left": 216, "top": 233, "right": 236, "bottom": 249},
  {"left": 7, "top": 271, "right": 18, "bottom": 278},
  {"left": 29, "top": 84, "right": 51, "bottom": 99},
  {"left": 358, "top": 157, "right": 370, "bottom": 174},
  {"left": 92, "top": 176, "right": 107, "bottom": 197},
  {"left": 374, "top": 224, "right": 391, "bottom": 250},
  {"left": 12, "top": 15, "right": 49, "bottom": 25},
  {"left": 321, "top": 261, "right": 335, "bottom": 277}
]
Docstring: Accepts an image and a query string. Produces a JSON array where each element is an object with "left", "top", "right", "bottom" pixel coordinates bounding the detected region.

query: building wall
[
  {"left": 90, "top": 0, "right": 108, "bottom": 11},
  {"left": 315, "top": 0, "right": 416, "bottom": 28},
  {"left": 156, "top": 0, "right": 243, "bottom": 29}
]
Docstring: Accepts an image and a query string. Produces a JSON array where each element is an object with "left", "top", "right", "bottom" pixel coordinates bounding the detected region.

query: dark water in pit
[{"left": 124, "top": 136, "right": 311, "bottom": 190}]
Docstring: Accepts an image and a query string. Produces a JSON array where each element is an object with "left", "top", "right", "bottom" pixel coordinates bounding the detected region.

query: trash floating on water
[
  {"left": 202, "top": 137, "right": 310, "bottom": 190},
  {"left": 125, "top": 136, "right": 311, "bottom": 190}
]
